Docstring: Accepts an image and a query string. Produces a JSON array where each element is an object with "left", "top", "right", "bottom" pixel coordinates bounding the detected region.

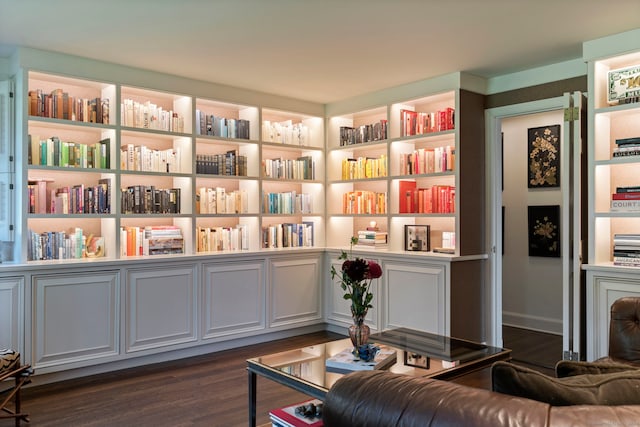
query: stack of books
[
  {"left": 612, "top": 137, "right": 640, "bottom": 158},
  {"left": 355, "top": 230, "right": 388, "bottom": 249},
  {"left": 610, "top": 186, "right": 640, "bottom": 212},
  {"left": 613, "top": 234, "right": 640, "bottom": 267}
]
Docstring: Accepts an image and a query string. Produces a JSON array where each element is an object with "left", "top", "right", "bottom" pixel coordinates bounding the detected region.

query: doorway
[
  {"left": 486, "top": 94, "right": 583, "bottom": 368},
  {"left": 501, "top": 110, "right": 565, "bottom": 368}
]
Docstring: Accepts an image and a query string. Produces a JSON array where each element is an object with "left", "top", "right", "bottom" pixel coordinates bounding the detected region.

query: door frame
[{"left": 484, "top": 96, "right": 570, "bottom": 349}]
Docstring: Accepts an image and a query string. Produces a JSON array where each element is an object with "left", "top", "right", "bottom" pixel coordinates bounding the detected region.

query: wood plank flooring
[{"left": 4, "top": 327, "right": 562, "bottom": 427}]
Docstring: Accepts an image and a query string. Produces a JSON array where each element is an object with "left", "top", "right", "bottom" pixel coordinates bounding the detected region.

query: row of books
[
  {"left": 262, "top": 222, "right": 314, "bottom": 248},
  {"left": 339, "top": 119, "right": 388, "bottom": 146},
  {"left": 341, "top": 155, "right": 388, "bottom": 180},
  {"left": 262, "top": 191, "right": 313, "bottom": 214},
  {"left": 613, "top": 233, "right": 640, "bottom": 267},
  {"left": 121, "top": 99, "right": 185, "bottom": 133},
  {"left": 262, "top": 120, "right": 310, "bottom": 146},
  {"left": 195, "top": 110, "right": 250, "bottom": 139},
  {"left": 612, "top": 136, "right": 640, "bottom": 158},
  {"left": 610, "top": 186, "right": 640, "bottom": 212},
  {"left": 400, "top": 107, "right": 455, "bottom": 136},
  {"left": 263, "top": 156, "right": 315, "bottom": 180},
  {"left": 28, "top": 88, "right": 109, "bottom": 124},
  {"left": 121, "top": 186, "right": 180, "bottom": 214},
  {"left": 121, "top": 225, "right": 184, "bottom": 257},
  {"left": 196, "top": 187, "right": 249, "bottom": 214},
  {"left": 195, "top": 151, "right": 248, "bottom": 176},
  {"left": 400, "top": 107, "right": 455, "bottom": 137},
  {"left": 399, "top": 146, "right": 455, "bottom": 175},
  {"left": 342, "top": 191, "right": 387, "bottom": 214},
  {"left": 121, "top": 144, "right": 181, "bottom": 173},
  {"left": 196, "top": 225, "right": 248, "bottom": 252},
  {"left": 28, "top": 228, "right": 104, "bottom": 261},
  {"left": 28, "top": 179, "right": 111, "bottom": 215},
  {"left": 399, "top": 181, "right": 456, "bottom": 214},
  {"left": 28, "top": 135, "right": 111, "bottom": 169}
]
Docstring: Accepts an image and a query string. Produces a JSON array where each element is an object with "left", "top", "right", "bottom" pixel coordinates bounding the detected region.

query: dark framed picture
[
  {"left": 404, "top": 225, "right": 430, "bottom": 252},
  {"left": 527, "top": 205, "right": 560, "bottom": 257},
  {"left": 527, "top": 124, "right": 560, "bottom": 188}
]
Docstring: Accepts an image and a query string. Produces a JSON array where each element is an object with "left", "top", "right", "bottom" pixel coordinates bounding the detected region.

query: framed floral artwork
[
  {"left": 528, "top": 205, "right": 560, "bottom": 257},
  {"left": 528, "top": 124, "right": 560, "bottom": 188}
]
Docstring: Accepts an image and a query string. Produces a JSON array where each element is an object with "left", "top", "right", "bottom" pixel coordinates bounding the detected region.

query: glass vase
[{"left": 348, "top": 314, "right": 370, "bottom": 349}]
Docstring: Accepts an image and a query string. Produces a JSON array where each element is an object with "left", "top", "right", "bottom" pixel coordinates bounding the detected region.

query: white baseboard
[{"left": 502, "top": 311, "right": 562, "bottom": 335}]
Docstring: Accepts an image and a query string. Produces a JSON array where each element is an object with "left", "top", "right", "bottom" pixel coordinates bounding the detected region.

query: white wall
[{"left": 502, "top": 110, "right": 564, "bottom": 334}]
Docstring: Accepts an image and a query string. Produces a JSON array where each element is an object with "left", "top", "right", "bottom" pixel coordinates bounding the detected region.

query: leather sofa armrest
[{"left": 323, "top": 370, "right": 550, "bottom": 427}]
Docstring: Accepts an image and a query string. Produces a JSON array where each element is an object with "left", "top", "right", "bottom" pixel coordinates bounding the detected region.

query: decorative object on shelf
[
  {"left": 528, "top": 124, "right": 560, "bottom": 188},
  {"left": 331, "top": 237, "right": 383, "bottom": 348},
  {"left": 404, "top": 224, "right": 430, "bottom": 252},
  {"left": 608, "top": 64, "right": 640, "bottom": 104},
  {"left": 528, "top": 205, "right": 560, "bottom": 258}
]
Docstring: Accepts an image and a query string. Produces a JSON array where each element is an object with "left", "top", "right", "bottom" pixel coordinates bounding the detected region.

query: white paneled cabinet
[
  {"left": 269, "top": 255, "right": 322, "bottom": 327},
  {"left": 201, "top": 260, "right": 265, "bottom": 339},
  {"left": 126, "top": 265, "right": 197, "bottom": 353},
  {"left": 0, "top": 277, "right": 23, "bottom": 351},
  {"left": 384, "top": 261, "right": 446, "bottom": 334},
  {"left": 32, "top": 271, "right": 119, "bottom": 372}
]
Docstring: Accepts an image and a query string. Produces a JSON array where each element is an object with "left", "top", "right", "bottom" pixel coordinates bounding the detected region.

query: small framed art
[
  {"left": 404, "top": 225, "right": 430, "bottom": 252},
  {"left": 527, "top": 205, "right": 560, "bottom": 258}
]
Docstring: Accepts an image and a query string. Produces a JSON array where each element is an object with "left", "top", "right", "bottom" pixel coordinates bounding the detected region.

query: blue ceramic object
[{"left": 356, "top": 344, "right": 379, "bottom": 362}]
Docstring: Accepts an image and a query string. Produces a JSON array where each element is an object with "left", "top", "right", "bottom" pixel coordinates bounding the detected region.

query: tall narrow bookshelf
[
  {"left": 26, "top": 72, "right": 118, "bottom": 261},
  {"left": 583, "top": 30, "right": 640, "bottom": 360},
  {"left": 260, "top": 108, "right": 325, "bottom": 249},
  {"left": 587, "top": 49, "right": 640, "bottom": 267}
]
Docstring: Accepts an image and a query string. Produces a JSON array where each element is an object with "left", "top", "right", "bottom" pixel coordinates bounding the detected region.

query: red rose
[{"left": 366, "top": 261, "right": 382, "bottom": 279}]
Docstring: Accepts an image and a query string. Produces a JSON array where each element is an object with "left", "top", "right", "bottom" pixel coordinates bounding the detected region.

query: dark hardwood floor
[{"left": 4, "top": 327, "right": 562, "bottom": 427}]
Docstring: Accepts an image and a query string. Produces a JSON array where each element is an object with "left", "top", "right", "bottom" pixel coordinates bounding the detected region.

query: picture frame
[
  {"left": 404, "top": 224, "right": 430, "bottom": 252},
  {"left": 527, "top": 205, "right": 560, "bottom": 257},
  {"left": 527, "top": 124, "right": 560, "bottom": 188}
]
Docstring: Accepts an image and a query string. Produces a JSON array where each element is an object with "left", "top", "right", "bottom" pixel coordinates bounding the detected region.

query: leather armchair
[{"left": 604, "top": 296, "right": 640, "bottom": 366}]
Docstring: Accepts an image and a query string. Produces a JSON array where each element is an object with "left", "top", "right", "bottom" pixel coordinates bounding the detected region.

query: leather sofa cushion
[
  {"left": 556, "top": 360, "right": 638, "bottom": 378},
  {"left": 492, "top": 361, "right": 640, "bottom": 406}
]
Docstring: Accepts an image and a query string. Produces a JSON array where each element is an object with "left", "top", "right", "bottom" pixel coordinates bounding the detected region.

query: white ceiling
[{"left": 2, "top": 0, "right": 640, "bottom": 104}]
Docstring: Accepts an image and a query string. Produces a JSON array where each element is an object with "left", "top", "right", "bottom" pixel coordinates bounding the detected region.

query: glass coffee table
[{"left": 247, "top": 327, "right": 511, "bottom": 427}]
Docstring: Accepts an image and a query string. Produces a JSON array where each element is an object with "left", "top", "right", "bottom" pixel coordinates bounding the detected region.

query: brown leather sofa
[{"left": 322, "top": 370, "right": 640, "bottom": 427}]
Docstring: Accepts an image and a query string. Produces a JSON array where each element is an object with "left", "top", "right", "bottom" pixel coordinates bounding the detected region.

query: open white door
[{"left": 561, "top": 91, "right": 586, "bottom": 360}]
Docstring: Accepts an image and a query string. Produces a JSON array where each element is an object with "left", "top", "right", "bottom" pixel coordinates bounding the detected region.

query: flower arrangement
[{"left": 330, "top": 237, "right": 383, "bottom": 319}]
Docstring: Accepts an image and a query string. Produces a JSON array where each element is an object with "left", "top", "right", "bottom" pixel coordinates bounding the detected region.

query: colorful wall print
[
  {"left": 527, "top": 124, "right": 560, "bottom": 188},
  {"left": 528, "top": 205, "right": 560, "bottom": 257}
]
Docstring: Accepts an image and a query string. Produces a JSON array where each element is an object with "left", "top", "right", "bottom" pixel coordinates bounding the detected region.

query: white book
[{"left": 325, "top": 345, "right": 396, "bottom": 373}]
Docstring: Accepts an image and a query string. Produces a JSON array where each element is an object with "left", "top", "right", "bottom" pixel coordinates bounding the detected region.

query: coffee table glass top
[{"left": 247, "top": 328, "right": 509, "bottom": 393}]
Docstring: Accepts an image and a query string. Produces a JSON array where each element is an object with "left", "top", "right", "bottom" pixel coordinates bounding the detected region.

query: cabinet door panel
[
  {"left": 202, "top": 261, "right": 264, "bottom": 339},
  {"left": 384, "top": 262, "right": 445, "bottom": 334},
  {"left": 270, "top": 256, "right": 322, "bottom": 327},
  {"left": 126, "top": 265, "right": 197, "bottom": 352},
  {"left": 33, "top": 272, "right": 119, "bottom": 369},
  {"left": 0, "top": 277, "right": 23, "bottom": 351}
]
